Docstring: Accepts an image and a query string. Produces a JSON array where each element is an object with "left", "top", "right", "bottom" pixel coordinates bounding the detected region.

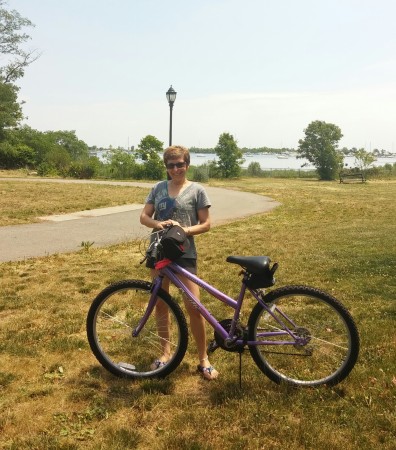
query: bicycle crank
[{"left": 212, "top": 319, "right": 246, "bottom": 353}]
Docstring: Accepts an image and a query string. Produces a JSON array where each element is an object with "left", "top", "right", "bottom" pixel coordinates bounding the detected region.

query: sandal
[
  {"left": 197, "top": 364, "right": 219, "bottom": 381},
  {"left": 150, "top": 359, "right": 168, "bottom": 371}
]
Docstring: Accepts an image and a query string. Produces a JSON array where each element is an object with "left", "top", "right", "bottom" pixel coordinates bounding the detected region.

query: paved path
[{"left": 0, "top": 178, "right": 280, "bottom": 262}]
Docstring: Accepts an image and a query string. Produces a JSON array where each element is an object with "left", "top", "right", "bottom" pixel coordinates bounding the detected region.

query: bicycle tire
[
  {"left": 86, "top": 279, "right": 188, "bottom": 379},
  {"left": 248, "top": 285, "right": 359, "bottom": 387}
]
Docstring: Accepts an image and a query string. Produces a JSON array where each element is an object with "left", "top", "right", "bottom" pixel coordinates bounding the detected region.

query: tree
[
  {"left": 0, "top": 80, "right": 22, "bottom": 140},
  {"left": 38, "top": 146, "right": 71, "bottom": 175},
  {"left": 297, "top": 120, "right": 344, "bottom": 180},
  {"left": 0, "top": 1, "right": 38, "bottom": 160},
  {"left": 106, "top": 148, "right": 137, "bottom": 179},
  {"left": 0, "top": 140, "right": 34, "bottom": 168},
  {"left": 247, "top": 161, "right": 263, "bottom": 177},
  {"left": 136, "top": 135, "right": 163, "bottom": 161},
  {"left": 0, "top": 1, "right": 38, "bottom": 82},
  {"left": 353, "top": 148, "right": 377, "bottom": 172},
  {"left": 2, "top": 126, "right": 91, "bottom": 172},
  {"left": 214, "top": 132, "right": 244, "bottom": 178},
  {"left": 44, "top": 130, "right": 89, "bottom": 160},
  {"left": 7, "top": 125, "right": 50, "bottom": 164},
  {"left": 136, "top": 135, "right": 164, "bottom": 180}
]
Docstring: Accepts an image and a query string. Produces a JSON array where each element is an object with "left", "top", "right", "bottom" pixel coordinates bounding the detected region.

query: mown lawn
[
  {"left": 0, "top": 178, "right": 395, "bottom": 449},
  {"left": 0, "top": 178, "right": 148, "bottom": 226}
]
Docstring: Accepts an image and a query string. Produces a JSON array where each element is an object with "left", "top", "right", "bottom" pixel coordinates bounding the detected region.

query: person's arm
[
  {"left": 184, "top": 207, "right": 210, "bottom": 237},
  {"left": 140, "top": 203, "right": 160, "bottom": 229}
]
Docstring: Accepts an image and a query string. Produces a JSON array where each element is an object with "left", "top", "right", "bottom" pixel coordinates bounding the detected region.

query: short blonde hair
[{"left": 163, "top": 145, "right": 190, "bottom": 166}]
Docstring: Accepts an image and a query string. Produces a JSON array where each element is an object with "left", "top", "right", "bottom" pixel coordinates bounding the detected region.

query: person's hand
[{"left": 158, "top": 219, "right": 180, "bottom": 229}]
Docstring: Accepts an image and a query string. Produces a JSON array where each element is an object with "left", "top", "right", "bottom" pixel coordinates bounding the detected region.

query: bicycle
[{"left": 86, "top": 227, "right": 360, "bottom": 387}]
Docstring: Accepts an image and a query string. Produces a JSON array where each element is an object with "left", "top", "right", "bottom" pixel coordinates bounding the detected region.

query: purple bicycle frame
[{"left": 134, "top": 261, "right": 300, "bottom": 348}]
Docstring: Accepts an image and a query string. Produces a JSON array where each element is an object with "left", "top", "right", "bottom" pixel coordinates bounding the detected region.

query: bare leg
[
  {"left": 151, "top": 270, "right": 171, "bottom": 363},
  {"left": 154, "top": 299, "right": 171, "bottom": 361},
  {"left": 179, "top": 274, "right": 218, "bottom": 380},
  {"left": 151, "top": 270, "right": 218, "bottom": 379}
]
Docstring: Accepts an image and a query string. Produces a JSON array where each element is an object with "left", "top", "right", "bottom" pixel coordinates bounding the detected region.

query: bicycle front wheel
[
  {"left": 86, "top": 280, "right": 188, "bottom": 379},
  {"left": 248, "top": 285, "right": 359, "bottom": 387}
]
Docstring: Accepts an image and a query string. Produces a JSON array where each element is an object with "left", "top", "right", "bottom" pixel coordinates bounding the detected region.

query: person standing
[{"left": 140, "top": 145, "right": 218, "bottom": 380}]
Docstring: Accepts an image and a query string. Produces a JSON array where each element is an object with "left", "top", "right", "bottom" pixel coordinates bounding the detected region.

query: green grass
[
  {"left": 0, "top": 178, "right": 395, "bottom": 449},
  {"left": 0, "top": 179, "right": 148, "bottom": 226}
]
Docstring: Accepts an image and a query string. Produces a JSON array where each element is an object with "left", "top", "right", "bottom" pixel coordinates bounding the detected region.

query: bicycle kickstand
[{"left": 238, "top": 350, "right": 243, "bottom": 389}]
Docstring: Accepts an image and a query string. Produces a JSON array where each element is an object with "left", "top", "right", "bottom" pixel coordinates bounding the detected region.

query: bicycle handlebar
[{"left": 139, "top": 228, "right": 167, "bottom": 265}]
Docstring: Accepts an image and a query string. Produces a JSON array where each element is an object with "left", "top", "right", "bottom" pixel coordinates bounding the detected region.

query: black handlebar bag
[{"left": 160, "top": 226, "right": 190, "bottom": 261}]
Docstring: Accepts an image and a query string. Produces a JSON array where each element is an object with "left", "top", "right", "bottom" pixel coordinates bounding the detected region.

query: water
[
  {"left": 93, "top": 150, "right": 396, "bottom": 171},
  {"left": 190, "top": 153, "right": 312, "bottom": 170},
  {"left": 189, "top": 153, "right": 396, "bottom": 171}
]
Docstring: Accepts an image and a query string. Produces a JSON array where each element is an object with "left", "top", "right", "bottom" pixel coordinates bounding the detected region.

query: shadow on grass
[{"left": 66, "top": 365, "right": 178, "bottom": 408}]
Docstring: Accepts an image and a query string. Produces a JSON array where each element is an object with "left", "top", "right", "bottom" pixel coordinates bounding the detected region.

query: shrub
[
  {"left": 37, "top": 162, "right": 59, "bottom": 177},
  {"left": 140, "top": 158, "right": 165, "bottom": 180},
  {"left": 68, "top": 160, "right": 97, "bottom": 179},
  {"left": 0, "top": 142, "right": 35, "bottom": 169},
  {"left": 246, "top": 161, "right": 263, "bottom": 177},
  {"left": 191, "top": 165, "right": 209, "bottom": 182}
]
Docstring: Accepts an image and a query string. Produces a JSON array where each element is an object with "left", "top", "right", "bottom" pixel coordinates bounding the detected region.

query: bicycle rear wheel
[
  {"left": 86, "top": 280, "right": 188, "bottom": 379},
  {"left": 248, "top": 285, "right": 359, "bottom": 387}
]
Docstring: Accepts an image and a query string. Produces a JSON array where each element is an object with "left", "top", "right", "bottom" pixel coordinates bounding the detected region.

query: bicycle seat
[{"left": 226, "top": 256, "right": 271, "bottom": 274}]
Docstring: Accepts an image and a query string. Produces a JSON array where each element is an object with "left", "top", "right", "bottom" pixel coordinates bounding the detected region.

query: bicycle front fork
[{"left": 132, "top": 276, "right": 163, "bottom": 337}]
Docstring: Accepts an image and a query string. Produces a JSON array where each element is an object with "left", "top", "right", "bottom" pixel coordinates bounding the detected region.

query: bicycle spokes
[{"left": 248, "top": 286, "right": 359, "bottom": 386}]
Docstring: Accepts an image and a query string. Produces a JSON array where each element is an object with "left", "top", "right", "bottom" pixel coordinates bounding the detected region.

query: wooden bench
[{"left": 339, "top": 173, "right": 366, "bottom": 183}]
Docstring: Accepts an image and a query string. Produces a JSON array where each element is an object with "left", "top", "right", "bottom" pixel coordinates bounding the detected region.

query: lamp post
[{"left": 166, "top": 85, "right": 177, "bottom": 146}]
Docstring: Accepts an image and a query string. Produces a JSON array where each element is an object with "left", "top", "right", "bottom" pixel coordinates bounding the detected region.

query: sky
[{"left": 7, "top": 0, "right": 396, "bottom": 151}]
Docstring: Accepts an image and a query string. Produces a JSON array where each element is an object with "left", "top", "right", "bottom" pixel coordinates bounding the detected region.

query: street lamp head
[{"left": 166, "top": 85, "right": 177, "bottom": 105}]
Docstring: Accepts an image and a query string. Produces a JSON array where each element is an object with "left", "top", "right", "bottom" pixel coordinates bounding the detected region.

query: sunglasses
[{"left": 166, "top": 162, "right": 186, "bottom": 169}]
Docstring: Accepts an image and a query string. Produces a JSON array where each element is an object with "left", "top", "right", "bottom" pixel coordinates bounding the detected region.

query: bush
[
  {"left": 246, "top": 161, "right": 263, "bottom": 177},
  {"left": 104, "top": 149, "right": 137, "bottom": 179},
  {"left": 340, "top": 163, "right": 396, "bottom": 180},
  {"left": 141, "top": 159, "right": 165, "bottom": 180},
  {"left": 191, "top": 165, "right": 209, "bottom": 182},
  {"left": 68, "top": 160, "right": 98, "bottom": 179},
  {"left": 365, "top": 164, "right": 396, "bottom": 179},
  {"left": 41, "top": 147, "right": 72, "bottom": 175},
  {"left": 37, "top": 162, "right": 59, "bottom": 177},
  {"left": 0, "top": 142, "right": 35, "bottom": 169},
  {"left": 241, "top": 167, "right": 317, "bottom": 179}
]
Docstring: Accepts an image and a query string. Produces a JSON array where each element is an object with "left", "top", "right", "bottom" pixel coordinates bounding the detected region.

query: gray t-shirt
[{"left": 145, "top": 181, "right": 211, "bottom": 259}]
